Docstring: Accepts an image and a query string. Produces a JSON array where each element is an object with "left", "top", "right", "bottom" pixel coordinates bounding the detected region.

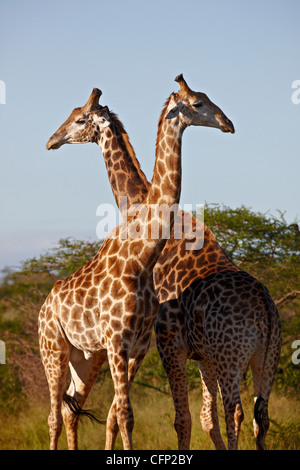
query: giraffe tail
[
  {"left": 254, "top": 396, "right": 268, "bottom": 450},
  {"left": 63, "top": 392, "right": 106, "bottom": 425},
  {"left": 253, "top": 297, "right": 281, "bottom": 450}
]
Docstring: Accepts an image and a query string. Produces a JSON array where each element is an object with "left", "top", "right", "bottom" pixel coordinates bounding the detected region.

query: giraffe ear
[
  {"left": 165, "top": 93, "right": 180, "bottom": 119},
  {"left": 165, "top": 105, "right": 180, "bottom": 119},
  {"left": 93, "top": 106, "right": 111, "bottom": 129}
]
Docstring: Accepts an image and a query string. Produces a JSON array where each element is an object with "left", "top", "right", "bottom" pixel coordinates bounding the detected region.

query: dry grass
[{"left": 1, "top": 372, "right": 298, "bottom": 450}]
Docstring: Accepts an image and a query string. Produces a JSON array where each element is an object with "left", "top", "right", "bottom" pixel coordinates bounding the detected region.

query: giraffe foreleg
[
  {"left": 105, "top": 399, "right": 118, "bottom": 450},
  {"left": 107, "top": 347, "right": 133, "bottom": 450},
  {"left": 171, "top": 357, "right": 191, "bottom": 450},
  {"left": 157, "top": 342, "right": 191, "bottom": 449},
  {"left": 105, "top": 352, "right": 147, "bottom": 450},
  {"left": 155, "top": 302, "right": 191, "bottom": 450}
]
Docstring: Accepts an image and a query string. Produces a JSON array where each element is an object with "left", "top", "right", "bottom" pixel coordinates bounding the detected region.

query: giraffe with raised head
[
  {"left": 42, "top": 79, "right": 234, "bottom": 450},
  {"left": 154, "top": 77, "right": 281, "bottom": 450}
]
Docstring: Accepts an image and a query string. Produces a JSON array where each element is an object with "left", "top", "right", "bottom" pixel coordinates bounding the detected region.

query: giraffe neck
[
  {"left": 96, "top": 103, "right": 185, "bottom": 272},
  {"left": 122, "top": 99, "right": 185, "bottom": 270},
  {"left": 97, "top": 113, "right": 150, "bottom": 212},
  {"left": 146, "top": 103, "right": 184, "bottom": 209}
]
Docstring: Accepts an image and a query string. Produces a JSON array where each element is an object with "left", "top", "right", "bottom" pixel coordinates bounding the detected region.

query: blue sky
[{"left": 0, "top": 0, "right": 299, "bottom": 272}]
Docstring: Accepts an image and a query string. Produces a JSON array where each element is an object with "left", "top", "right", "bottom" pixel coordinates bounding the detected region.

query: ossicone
[
  {"left": 84, "top": 88, "right": 102, "bottom": 110},
  {"left": 174, "top": 74, "right": 192, "bottom": 94}
]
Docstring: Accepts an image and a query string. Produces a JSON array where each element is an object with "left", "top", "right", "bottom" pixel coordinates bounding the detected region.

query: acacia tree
[
  {"left": 20, "top": 237, "right": 104, "bottom": 278},
  {"left": 200, "top": 204, "right": 300, "bottom": 301}
]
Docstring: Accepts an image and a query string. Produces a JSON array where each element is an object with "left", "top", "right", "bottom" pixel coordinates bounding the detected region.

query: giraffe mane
[
  {"left": 109, "top": 110, "right": 150, "bottom": 191},
  {"left": 152, "top": 95, "right": 173, "bottom": 184},
  {"left": 155, "top": 96, "right": 172, "bottom": 155}
]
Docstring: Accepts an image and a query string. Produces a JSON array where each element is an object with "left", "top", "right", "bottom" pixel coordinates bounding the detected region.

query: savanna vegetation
[{"left": 0, "top": 205, "right": 299, "bottom": 450}]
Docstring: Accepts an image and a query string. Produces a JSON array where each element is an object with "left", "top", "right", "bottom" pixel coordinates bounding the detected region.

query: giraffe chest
[{"left": 99, "top": 283, "right": 159, "bottom": 352}]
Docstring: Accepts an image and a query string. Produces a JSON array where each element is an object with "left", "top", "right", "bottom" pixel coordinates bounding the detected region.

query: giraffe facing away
[
  {"left": 46, "top": 76, "right": 281, "bottom": 450},
  {"left": 42, "top": 78, "right": 234, "bottom": 450}
]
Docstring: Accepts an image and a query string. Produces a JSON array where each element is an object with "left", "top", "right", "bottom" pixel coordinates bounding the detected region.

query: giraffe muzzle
[
  {"left": 215, "top": 113, "right": 235, "bottom": 133},
  {"left": 46, "top": 135, "right": 65, "bottom": 150},
  {"left": 223, "top": 118, "right": 235, "bottom": 133}
]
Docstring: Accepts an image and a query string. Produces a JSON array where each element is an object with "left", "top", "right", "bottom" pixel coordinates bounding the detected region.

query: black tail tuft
[
  {"left": 254, "top": 396, "right": 265, "bottom": 426},
  {"left": 254, "top": 396, "right": 269, "bottom": 450},
  {"left": 63, "top": 393, "right": 106, "bottom": 425}
]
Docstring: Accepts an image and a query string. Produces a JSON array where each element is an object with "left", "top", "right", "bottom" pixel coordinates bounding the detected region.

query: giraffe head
[
  {"left": 46, "top": 88, "right": 111, "bottom": 150},
  {"left": 165, "top": 74, "right": 235, "bottom": 133}
]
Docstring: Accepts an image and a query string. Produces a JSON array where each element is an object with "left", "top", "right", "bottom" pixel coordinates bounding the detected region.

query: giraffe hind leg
[
  {"left": 217, "top": 374, "right": 244, "bottom": 450},
  {"left": 198, "top": 359, "right": 226, "bottom": 450},
  {"left": 39, "top": 321, "right": 70, "bottom": 450}
]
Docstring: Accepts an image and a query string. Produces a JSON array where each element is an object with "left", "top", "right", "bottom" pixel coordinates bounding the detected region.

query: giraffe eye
[
  {"left": 193, "top": 102, "right": 203, "bottom": 108},
  {"left": 76, "top": 119, "right": 86, "bottom": 125}
]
